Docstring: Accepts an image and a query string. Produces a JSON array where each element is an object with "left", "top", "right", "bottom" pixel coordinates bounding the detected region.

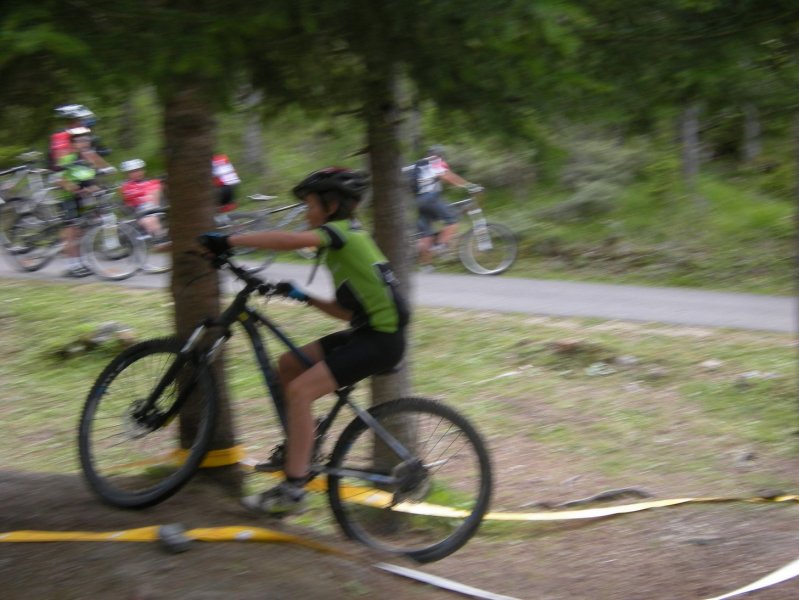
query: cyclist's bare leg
[
  {"left": 418, "top": 234, "right": 435, "bottom": 265},
  {"left": 62, "top": 225, "right": 80, "bottom": 258},
  {"left": 438, "top": 222, "right": 458, "bottom": 248},
  {"left": 276, "top": 342, "right": 331, "bottom": 478},
  {"left": 282, "top": 360, "right": 338, "bottom": 479},
  {"left": 139, "top": 215, "right": 165, "bottom": 239}
]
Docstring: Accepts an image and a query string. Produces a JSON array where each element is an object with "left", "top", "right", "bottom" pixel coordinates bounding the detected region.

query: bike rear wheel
[
  {"left": 327, "top": 397, "right": 492, "bottom": 563},
  {"left": 78, "top": 338, "right": 218, "bottom": 509},
  {"left": 458, "top": 222, "right": 517, "bottom": 276},
  {"left": 80, "top": 221, "right": 144, "bottom": 281}
]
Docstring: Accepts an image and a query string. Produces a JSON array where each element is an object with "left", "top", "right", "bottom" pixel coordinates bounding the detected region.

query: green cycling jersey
[{"left": 314, "top": 220, "right": 409, "bottom": 334}]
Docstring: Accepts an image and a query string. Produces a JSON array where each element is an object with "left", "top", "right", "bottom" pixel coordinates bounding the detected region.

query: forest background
[{"left": 0, "top": 0, "right": 796, "bottom": 297}]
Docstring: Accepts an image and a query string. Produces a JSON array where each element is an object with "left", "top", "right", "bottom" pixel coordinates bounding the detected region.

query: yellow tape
[
  {"left": 0, "top": 525, "right": 339, "bottom": 555},
  {"left": 241, "top": 460, "right": 799, "bottom": 520},
  {"left": 171, "top": 446, "right": 245, "bottom": 468}
]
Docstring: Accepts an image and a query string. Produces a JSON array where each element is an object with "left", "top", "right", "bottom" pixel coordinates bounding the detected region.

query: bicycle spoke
[
  {"left": 79, "top": 339, "right": 217, "bottom": 508},
  {"left": 328, "top": 397, "right": 491, "bottom": 562}
]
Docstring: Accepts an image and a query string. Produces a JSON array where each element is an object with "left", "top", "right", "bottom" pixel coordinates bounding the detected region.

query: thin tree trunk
[
  {"left": 792, "top": 113, "right": 799, "bottom": 308},
  {"left": 680, "top": 102, "right": 704, "bottom": 208},
  {"left": 163, "top": 85, "right": 242, "bottom": 495},
  {"left": 240, "top": 88, "right": 267, "bottom": 181},
  {"left": 680, "top": 103, "right": 701, "bottom": 190},
  {"left": 119, "top": 98, "right": 136, "bottom": 151},
  {"left": 365, "top": 66, "right": 412, "bottom": 404},
  {"left": 742, "top": 103, "right": 762, "bottom": 163}
]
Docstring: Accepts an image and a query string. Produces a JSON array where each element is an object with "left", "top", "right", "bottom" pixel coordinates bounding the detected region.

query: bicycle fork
[{"left": 467, "top": 208, "right": 493, "bottom": 251}]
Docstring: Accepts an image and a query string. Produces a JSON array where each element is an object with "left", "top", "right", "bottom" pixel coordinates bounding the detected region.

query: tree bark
[
  {"left": 365, "top": 65, "right": 412, "bottom": 404},
  {"left": 163, "top": 85, "right": 242, "bottom": 495}
]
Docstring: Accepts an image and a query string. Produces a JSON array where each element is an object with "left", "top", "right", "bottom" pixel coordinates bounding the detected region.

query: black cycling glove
[
  {"left": 198, "top": 232, "right": 231, "bottom": 255},
  {"left": 275, "top": 281, "right": 310, "bottom": 304}
]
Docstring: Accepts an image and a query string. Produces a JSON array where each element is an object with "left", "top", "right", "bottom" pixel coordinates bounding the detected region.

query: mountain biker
[
  {"left": 212, "top": 153, "right": 241, "bottom": 212},
  {"left": 49, "top": 105, "right": 98, "bottom": 171},
  {"left": 408, "top": 145, "right": 482, "bottom": 270},
  {"left": 120, "top": 159, "right": 167, "bottom": 244},
  {"left": 199, "top": 167, "right": 410, "bottom": 516},
  {"left": 56, "top": 127, "right": 114, "bottom": 277}
]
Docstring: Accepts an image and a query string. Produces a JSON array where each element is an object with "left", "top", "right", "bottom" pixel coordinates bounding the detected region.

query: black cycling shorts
[
  {"left": 416, "top": 191, "right": 457, "bottom": 237},
  {"left": 319, "top": 327, "right": 406, "bottom": 388}
]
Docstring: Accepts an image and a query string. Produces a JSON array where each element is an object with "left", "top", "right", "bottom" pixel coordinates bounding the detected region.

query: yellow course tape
[
  {"left": 0, "top": 525, "right": 339, "bottom": 555},
  {"left": 0, "top": 525, "right": 796, "bottom": 600},
  {"left": 172, "top": 446, "right": 245, "bottom": 468}
]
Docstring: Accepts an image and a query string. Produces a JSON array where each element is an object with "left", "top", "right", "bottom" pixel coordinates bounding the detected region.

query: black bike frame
[{"left": 152, "top": 264, "right": 416, "bottom": 468}]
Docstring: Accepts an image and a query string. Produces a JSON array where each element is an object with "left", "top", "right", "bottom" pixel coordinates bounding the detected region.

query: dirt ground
[{"left": 1, "top": 448, "right": 798, "bottom": 600}]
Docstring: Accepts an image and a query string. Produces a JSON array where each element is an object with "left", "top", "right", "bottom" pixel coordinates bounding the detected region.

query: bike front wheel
[
  {"left": 458, "top": 222, "right": 517, "bottom": 276},
  {"left": 80, "top": 221, "right": 145, "bottom": 281},
  {"left": 327, "top": 397, "right": 492, "bottom": 563},
  {"left": 2, "top": 210, "right": 62, "bottom": 271},
  {"left": 78, "top": 338, "right": 218, "bottom": 509}
]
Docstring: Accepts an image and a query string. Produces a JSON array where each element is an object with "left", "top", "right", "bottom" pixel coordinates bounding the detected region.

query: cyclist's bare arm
[
  {"left": 307, "top": 297, "right": 353, "bottom": 322},
  {"left": 441, "top": 170, "right": 473, "bottom": 189},
  {"left": 230, "top": 229, "right": 319, "bottom": 251}
]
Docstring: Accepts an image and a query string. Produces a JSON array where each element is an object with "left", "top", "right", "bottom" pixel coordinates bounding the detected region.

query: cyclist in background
[
  {"left": 199, "top": 167, "right": 410, "bottom": 516},
  {"left": 212, "top": 153, "right": 241, "bottom": 212},
  {"left": 120, "top": 159, "right": 168, "bottom": 244},
  {"left": 408, "top": 145, "right": 481, "bottom": 271},
  {"left": 56, "top": 127, "right": 114, "bottom": 277},
  {"left": 49, "top": 105, "right": 96, "bottom": 171}
]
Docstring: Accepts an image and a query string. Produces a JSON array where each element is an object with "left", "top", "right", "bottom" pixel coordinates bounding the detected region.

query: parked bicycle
[
  {"left": 77, "top": 252, "right": 493, "bottom": 563},
  {"left": 410, "top": 191, "right": 517, "bottom": 276},
  {"left": 0, "top": 152, "right": 61, "bottom": 249},
  {"left": 128, "top": 193, "right": 309, "bottom": 276},
  {"left": 2, "top": 186, "right": 145, "bottom": 281}
]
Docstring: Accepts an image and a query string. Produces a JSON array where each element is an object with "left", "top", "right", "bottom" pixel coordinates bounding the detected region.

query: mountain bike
[
  {"left": 3, "top": 187, "right": 145, "bottom": 280},
  {"left": 234, "top": 193, "right": 314, "bottom": 261},
  {"left": 77, "top": 252, "right": 492, "bottom": 563},
  {"left": 126, "top": 194, "right": 310, "bottom": 276},
  {"left": 0, "top": 152, "right": 61, "bottom": 248},
  {"left": 410, "top": 191, "right": 517, "bottom": 276}
]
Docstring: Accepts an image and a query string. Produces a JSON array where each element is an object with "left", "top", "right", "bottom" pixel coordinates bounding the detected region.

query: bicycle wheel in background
[
  {"left": 80, "top": 221, "right": 144, "bottom": 280},
  {"left": 137, "top": 210, "right": 171, "bottom": 274},
  {"left": 2, "top": 210, "right": 63, "bottom": 271},
  {"left": 458, "top": 222, "right": 517, "bottom": 276},
  {"left": 78, "top": 338, "right": 218, "bottom": 509},
  {"left": 327, "top": 397, "right": 492, "bottom": 563},
  {"left": 223, "top": 211, "right": 278, "bottom": 272}
]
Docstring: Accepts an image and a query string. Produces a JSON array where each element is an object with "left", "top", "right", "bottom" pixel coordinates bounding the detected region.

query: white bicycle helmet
[
  {"left": 120, "top": 159, "right": 146, "bottom": 172},
  {"left": 55, "top": 104, "right": 95, "bottom": 120}
]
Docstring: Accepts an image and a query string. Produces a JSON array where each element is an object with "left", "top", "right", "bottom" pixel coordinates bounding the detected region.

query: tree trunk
[
  {"left": 239, "top": 88, "right": 267, "bottom": 182},
  {"left": 163, "top": 85, "right": 242, "bottom": 495},
  {"left": 365, "top": 65, "right": 412, "bottom": 404},
  {"left": 679, "top": 102, "right": 704, "bottom": 208},
  {"left": 119, "top": 98, "right": 137, "bottom": 151},
  {"left": 793, "top": 113, "right": 799, "bottom": 300},
  {"left": 680, "top": 103, "right": 701, "bottom": 189},
  {"left": 742, "top": 103, "right": 762, "bottom": 164}
]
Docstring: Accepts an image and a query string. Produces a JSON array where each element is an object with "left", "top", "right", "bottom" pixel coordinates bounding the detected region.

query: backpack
[{"left": 404, "top": 159, "right": 427, "bottom": 195}]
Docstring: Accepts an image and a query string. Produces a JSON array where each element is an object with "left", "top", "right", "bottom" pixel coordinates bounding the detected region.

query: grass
[{"left": 0, "top": 278, "right": 796, "bottom": 515}]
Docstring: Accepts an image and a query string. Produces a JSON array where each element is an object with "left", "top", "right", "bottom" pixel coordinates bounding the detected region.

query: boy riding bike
[{"left": 199, "top": 167, "right": 410, "bottom": 516}]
